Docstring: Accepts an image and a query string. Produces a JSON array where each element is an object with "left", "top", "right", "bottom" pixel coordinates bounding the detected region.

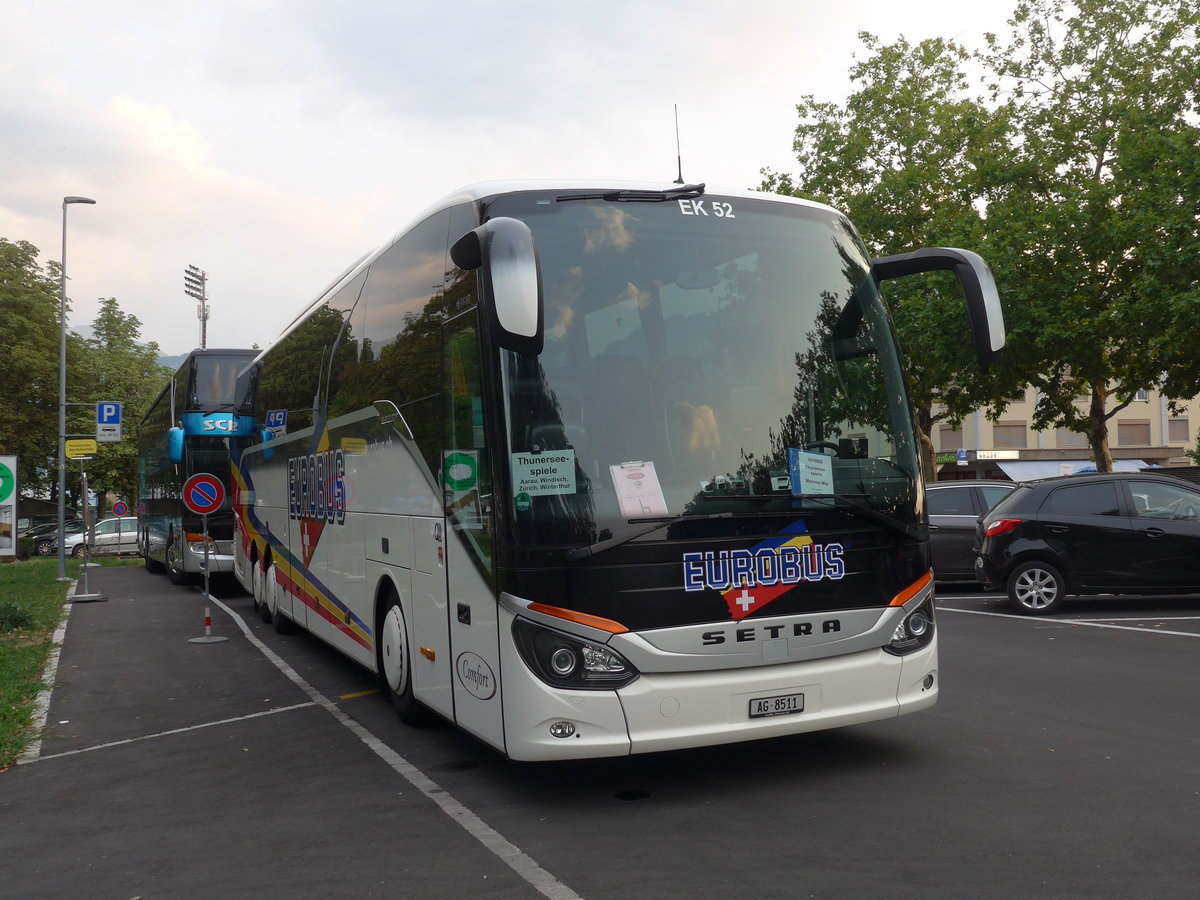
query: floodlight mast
[{"left": 184, "top": 264, "right": 209, "bottom": 348}]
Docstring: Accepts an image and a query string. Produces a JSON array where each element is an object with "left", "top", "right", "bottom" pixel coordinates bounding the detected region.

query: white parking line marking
[
  {"left": 206, "top": 593, "right": 584, "bottom": 900},
  {"left": 23, "top": 702, "right": 316, "bottom": 763},
  {"left": 940, "top": 606, "right": 1200, "bottom": 637}
]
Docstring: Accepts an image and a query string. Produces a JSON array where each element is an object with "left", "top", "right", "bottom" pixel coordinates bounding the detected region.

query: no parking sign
[{"left": 182, "top": 473, "right": 225, "bottom": 515}]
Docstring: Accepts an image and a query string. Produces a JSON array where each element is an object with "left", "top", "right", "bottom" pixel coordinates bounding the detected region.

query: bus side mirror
[
  {"left": 259, "top": 427, "right": 274, "bottom": 463},
  {"left": 872, "top": 247, "right": 1006, "bottom": 366},
  {"left": 167, "top": 427, "right": 184, "bottom": 464},
  {"left": 451, "top": 217, "right": 544, "bottom": 355}
]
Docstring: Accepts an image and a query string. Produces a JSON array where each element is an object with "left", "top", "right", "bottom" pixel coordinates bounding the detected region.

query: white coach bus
[{"left": 232, "top": 180, "right": 1004, "bottom": 761}]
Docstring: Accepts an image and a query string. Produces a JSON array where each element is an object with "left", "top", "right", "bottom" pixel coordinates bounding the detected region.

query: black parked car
[
  {"left": 24, "top": 519, "right": 85, "bottom": 556},
  {"left": 926, "top": 480, "right": 1017, "bottom": 584},
  {"left": 975, "top": 472, "right": 1200, "bottom": 614}
]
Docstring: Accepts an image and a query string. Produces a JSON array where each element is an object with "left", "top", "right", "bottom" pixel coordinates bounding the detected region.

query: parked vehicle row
[{"left": 52, "top": 516, "right": 141, "bottom": 559}]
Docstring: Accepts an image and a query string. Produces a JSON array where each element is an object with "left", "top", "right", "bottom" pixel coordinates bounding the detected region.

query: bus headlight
[
  {"left": 884, "top": 598, "right": 936, "bottom": 656},
  {"left": 513, "top": 618, "right": 639, "bottom": 690}
]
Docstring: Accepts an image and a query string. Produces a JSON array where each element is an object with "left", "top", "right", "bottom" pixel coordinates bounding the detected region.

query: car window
[
  {"left": 927, "top": 487, "right": 975, "bottom": 516},
  {"left": 979, "top": 485, "right": 1014, "bottom": 510},
  {"left": 1127, "top": 480, "right": 1200, "bottom": 520},
  {"left": 1042, "top": 482, "right": 1120, "bottom": 517},
  {"left": 95, "top": 520, "right": 119, "bottom": 535}
]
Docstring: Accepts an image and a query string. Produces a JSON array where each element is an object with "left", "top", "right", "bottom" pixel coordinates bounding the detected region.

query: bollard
[{"left": 189, "top": 605, "right": 228, "bottom": 644}]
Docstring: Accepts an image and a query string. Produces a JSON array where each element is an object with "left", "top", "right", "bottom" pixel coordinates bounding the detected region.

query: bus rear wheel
[
  {"left": 268, "top": 563, "right": 294, "bottom": 633},
  {"left": 378, "top": 593, "right": 430, "bottom": 726},
  {"left": 166, "top": 532, "right": 188, "bottom": 585},
  {"left": 253, "top": 560, "right": 272, "bottom": 623}
]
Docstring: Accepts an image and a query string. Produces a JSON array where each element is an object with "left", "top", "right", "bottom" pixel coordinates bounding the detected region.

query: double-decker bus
[
  {"left": 138, "top": 348, "right": 258, "bottom": 583},
  {"left": 233, "top": 180, "right": 1004, "bottom": 761}
]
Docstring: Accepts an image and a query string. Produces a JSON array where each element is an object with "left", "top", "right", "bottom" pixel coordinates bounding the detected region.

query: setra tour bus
[
  {"left": 232, "top": 180, "right": 1004, "bottom": 761},
  {"left": 138, "top": 348, "right": 259, "bottom": 582}
]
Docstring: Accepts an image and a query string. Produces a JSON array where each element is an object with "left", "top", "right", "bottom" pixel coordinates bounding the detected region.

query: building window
[
  {"left": 993, "top": 421, "right": 1027, "bottom": 449},
  {"left": 1055, "top": 428, "right": 1089, "bottom": 450},
  {"left": 1134, "top": 388, "right": 1149, "bottom": 402},
  {"left": 938, "top": 424, "right": 964, "bottom": 452},
  {"left": 1117, "top": 420, "right": 1151, "bottom": 446},
  {"left": 1168, "top": 418, "right": 1189, "bottom": 443}
]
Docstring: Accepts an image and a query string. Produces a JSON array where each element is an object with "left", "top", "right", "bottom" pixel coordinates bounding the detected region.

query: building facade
[{"left": 932, "top": 388, "right": 1198, "bottom": 481}]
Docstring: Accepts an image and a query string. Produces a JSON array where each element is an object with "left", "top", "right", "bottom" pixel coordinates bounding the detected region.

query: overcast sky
[{"left": 1, "top": 0, "right": 1017, "bottom": 357}]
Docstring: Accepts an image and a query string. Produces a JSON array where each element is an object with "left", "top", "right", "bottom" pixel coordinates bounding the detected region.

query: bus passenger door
[{"left": 442, "top": 315, "right": 504, "bottom": 748}]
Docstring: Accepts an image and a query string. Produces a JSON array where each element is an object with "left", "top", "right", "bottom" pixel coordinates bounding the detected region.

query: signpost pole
[
  {"left": 184, "top": 473, "right": 227, "bottom": 644},
  {"left": 72, "top": 457, "right": 102, "bottom": 602}
]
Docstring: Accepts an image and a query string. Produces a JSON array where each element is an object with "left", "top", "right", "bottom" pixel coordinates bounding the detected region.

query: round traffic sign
[
  {"left": 111, "top": 500, "right": 129, "bottom": 517},
  {"left": 182, "top": 473, "right": 225, "bottom": 515}
]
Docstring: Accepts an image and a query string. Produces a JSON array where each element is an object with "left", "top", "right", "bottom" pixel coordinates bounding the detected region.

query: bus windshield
[{"left": 489, "top": 192, "right": 920, "bottom": 550}]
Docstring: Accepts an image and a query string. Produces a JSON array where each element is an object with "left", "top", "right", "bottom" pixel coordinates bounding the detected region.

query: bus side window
[{"left": 443, "top": 315, "right": 493, "bottom": 575}]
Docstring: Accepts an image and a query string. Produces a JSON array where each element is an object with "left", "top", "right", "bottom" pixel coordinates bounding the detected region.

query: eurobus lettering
[{"left": 231, "top": 179, "right": 1005, "bottom": 761}]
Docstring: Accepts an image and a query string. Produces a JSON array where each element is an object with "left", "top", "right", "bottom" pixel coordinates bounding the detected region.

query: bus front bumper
[{"left": 501, "top": 641, "right": 937, "bottom": 762}]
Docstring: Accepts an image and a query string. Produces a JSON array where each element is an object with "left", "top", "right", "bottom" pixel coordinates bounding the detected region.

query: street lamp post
[{"left": 57, "top": 196, "right": 96, "bottom": 580}]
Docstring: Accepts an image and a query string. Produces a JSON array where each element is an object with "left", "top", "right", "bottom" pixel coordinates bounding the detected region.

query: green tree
[
  {"left": 981, "top": 0, "right": 1200, "bottom": 471},
  {"left": 77, "top": 299, "right": 171, "bottom": 512},
  {"left": 0, "top": 239, "right": 61, "bottom": 497},
  {"left": 761, "top": 34, "right": 1017, "bottom": 480}
]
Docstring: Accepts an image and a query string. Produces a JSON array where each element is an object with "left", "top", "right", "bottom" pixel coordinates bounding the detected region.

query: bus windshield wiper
[
  {"left": 567, "top": 510, "right": 783, "bottom": 562},
  {"left": 794, "top": 493, "right": 923, "bottom": 542},
  {"left": 556, "top": 183, "right": 706, "bottom": 204}
]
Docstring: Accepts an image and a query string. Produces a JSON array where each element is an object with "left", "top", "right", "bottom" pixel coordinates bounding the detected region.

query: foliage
[
  {"left": 980, "top": 0, "right": 1200, "bottom": 471},
  {"left": 763, "top": 1, "right": 1200, "bottom": 473},
  {"left": 78, "top": 298, "right": 172, "bottom": 511},
  {"left": 760, "top": 34, "right": 1017, "bottom": 479},
  {"left": 0, "top": 239, "right": 170, "bottom": 512}
]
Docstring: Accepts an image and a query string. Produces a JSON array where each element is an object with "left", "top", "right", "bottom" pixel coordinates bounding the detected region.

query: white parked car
[{"left": 59, "top": 516, "right": 140, "bottom": 558}]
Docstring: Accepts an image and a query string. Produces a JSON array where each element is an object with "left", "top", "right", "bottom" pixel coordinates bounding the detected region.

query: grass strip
[{"left": 0, "top": 559, "right": 77, "bottom": 769}]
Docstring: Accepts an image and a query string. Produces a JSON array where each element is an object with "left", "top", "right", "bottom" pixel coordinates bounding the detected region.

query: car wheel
[
  {"left": 36, "top": 539, "right": 54, "bottom": 556},
  {"left": 71, "top": 544, "right": 86, "bottom": 559},
  {"left": 1006, "top": 560, "right": 1066, "bottom": 615},
  {"left": 377, "top": 590, "right": 430, "bottom": 726}
]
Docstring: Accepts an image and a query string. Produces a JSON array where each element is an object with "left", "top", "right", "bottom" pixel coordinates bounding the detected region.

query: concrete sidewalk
[{"left": 0, "top": 565, "right": 540, "bottom": 899}]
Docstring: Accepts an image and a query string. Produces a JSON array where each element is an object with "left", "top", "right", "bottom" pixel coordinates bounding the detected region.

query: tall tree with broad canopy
[
  {"left": 79, "top": 298, "right": 171, "bottom": 514},
  {"left": 760, "top": 34, "right": 1017, "bottom": 481},
  {"left": 981, "top": 0, "right": 1200, "bottom": 471}
]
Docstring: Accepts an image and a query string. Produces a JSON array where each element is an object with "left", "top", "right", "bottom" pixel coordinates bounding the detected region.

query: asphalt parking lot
[{"left": 2, "top": 567, "right": 1198, "bottom": 899}]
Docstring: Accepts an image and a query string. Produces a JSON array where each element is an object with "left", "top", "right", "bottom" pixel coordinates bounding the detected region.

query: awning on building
[{"left": 995, "top": 459, "right": 1150, "bottom": 482}]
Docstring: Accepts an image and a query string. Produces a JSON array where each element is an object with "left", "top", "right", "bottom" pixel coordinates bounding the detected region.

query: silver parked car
[{"left": 59, "top": 516, "right": 140, "bottom": 558}]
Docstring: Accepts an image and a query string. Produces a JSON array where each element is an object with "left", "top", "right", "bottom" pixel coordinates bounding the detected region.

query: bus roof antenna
[{"left": 674, "top": 104, "right": 684, "bottom": 184}]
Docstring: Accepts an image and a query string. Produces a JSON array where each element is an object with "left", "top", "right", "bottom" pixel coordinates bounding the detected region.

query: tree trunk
[
  {"left": 917, "top": 406, "right": 936, "bottom": 483},
  {"left": 1088, "top": 384, "right": 1113, "bottom": 473}
]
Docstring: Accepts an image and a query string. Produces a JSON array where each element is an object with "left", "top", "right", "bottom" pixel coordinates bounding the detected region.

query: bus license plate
[{"left": 749, "top": 692, "right": 804, "bottom": 719}]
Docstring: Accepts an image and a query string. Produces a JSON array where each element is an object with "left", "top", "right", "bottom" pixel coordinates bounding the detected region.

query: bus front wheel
[
  {"left": 166, "top": 532, "right": 188, "bottom": 585},
  {"left": 378, "top": 593, "right": 429, "bottom": 726}
]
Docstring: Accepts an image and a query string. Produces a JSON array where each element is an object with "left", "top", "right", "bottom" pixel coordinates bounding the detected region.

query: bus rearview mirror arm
[
  {"left": 872, "top": 247, "right": 1006, "bottom": 367},
  {"left": 452, "top": 217, "right": 545, "bottom": 355}
]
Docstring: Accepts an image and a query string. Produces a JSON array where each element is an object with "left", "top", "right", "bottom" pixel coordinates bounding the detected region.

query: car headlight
[{"left": 512, "top": 618, "right": 639, "bottom": 690}]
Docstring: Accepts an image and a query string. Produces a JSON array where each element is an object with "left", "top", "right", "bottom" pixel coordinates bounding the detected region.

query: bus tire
[
  {"left": 378, "top": 592, "right": 430, "bottom": 726},
  {"left": 252, "top": 560, "right": 272, "bottom": 622},
  {"left": 166, "top": 531, "right": 188, "bottom": 585},
  {"left": 268, "top": 563, "right": 294, "bottom": 633},
  {"left": 143, "top": 531, "right": 165, "bottom": 574}
]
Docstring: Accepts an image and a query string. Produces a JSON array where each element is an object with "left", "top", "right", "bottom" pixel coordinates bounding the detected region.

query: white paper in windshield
[
  {"left": 788, "top": 448, "right": 834, "bottom": 495},
  {"left": 512, "top": 450, "right": 576, "bottom": 496},
  {"left": 610, "top": 461, "right": 668, "bottom": 518}
]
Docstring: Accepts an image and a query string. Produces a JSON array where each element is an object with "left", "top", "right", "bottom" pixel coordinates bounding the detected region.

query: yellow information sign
[{"left": 65, "top": 439, "right": 98, "bottom": 458}]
